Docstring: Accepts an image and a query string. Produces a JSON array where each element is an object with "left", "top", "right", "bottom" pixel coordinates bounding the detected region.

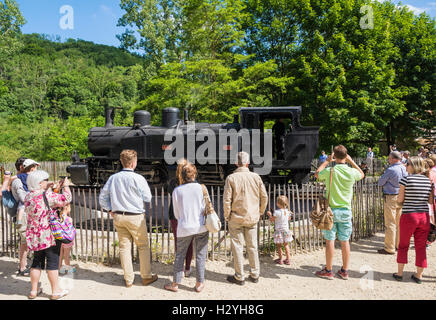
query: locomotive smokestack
[{"left": 105, "top": 107, "right": 115, "bottom": 128}]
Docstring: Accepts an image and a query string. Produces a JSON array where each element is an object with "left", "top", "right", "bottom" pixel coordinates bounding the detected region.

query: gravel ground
[{"left": 1, "top": 232, "right": 435, "bottom": 300}]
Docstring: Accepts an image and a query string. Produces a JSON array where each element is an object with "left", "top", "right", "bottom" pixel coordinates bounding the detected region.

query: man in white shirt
[{"left": 99, "top": 149, "right": 157, "bottom": 287}]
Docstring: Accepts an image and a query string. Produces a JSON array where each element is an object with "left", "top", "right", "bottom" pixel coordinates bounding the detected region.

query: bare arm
[
  {"left": 315, "top": 155, "right": 331, "bottom": 179},
  {"left": 397, "top": 185, "right": 405, "bottom": 204},
  {"left": 429, "top": 185, "right": 434, "bottom": 205},
  {"left": 346, "top": 155, "right": 365, "bottom": 180}
]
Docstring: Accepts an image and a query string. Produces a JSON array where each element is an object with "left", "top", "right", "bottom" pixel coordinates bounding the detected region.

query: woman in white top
[{"left": 164, "top": 163, "right": 209, "bottom": 293}]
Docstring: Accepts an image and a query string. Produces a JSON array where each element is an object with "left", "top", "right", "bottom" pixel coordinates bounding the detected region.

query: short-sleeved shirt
[
  {"left": 377, "top": 163, "right": 408, "bottom": 195},
  {"left": 399, "top": 174, "right": 432, "bottom": 214},
  {"left": 273, "top": 209, "right": 291, "bottom": 231},
  {"left": 318, "top": 164, "right": 362, "bottom": 209}
]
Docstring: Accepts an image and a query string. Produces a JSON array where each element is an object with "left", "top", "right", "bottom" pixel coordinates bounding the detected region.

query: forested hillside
[
  {"left": 0, "top": 0, "right": 434, "bottom": 162},
  {"left": 0, "top": 33, "right": 146, "bottom": 161}
]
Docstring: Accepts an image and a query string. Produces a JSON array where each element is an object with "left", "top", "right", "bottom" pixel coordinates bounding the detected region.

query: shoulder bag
[
  {"left": 310, "top": 167, "right": 334, "bottom": 230},
  {"left": 201, "top": 184, "right": 221, "bottom": 233},
  {"left": 428, "top": 183, "right": 436, "bottom": 243}
]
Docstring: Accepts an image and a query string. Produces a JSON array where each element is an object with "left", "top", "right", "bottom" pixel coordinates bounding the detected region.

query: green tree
[{"left": 0, "top": 0, "right": 26, "bottom": 62}]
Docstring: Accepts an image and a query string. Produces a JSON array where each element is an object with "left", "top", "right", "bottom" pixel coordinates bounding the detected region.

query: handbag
[
  {"left": 310, "top": 166, "right": 334, "bottom": 230},
  {"left": 43, "top": 192, "right": 76, "bottom": 244},
  {"left": 201, "top": 184, "right": 221, "bottom": 233},
  {"left": 428, "top": 184, "right": 436, "bottom": 243}
]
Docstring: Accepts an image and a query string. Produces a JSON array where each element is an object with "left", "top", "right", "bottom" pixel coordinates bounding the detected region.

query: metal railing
[{"left": 0, "top": 180, "right": 384, "bottom": 264}]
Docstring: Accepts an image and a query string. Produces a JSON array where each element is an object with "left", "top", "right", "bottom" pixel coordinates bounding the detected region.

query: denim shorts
[{"left": 321, "top": 208, "right": 353, "bottom": 241}]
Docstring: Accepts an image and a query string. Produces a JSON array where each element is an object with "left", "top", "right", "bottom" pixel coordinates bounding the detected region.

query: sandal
[
  {"left": 194, "top": 283, "right": 204, "bottom": 293},
  {"left": 28, "top": 288, "right": 42, "bottom": 299},
  {"left": 50, "top": 289, "right": 69, "bottom": 300},
  {"left": 392, "top": 273, "right": 403, "bottom": 281},
  {"left": 274, "top": 258, "right": 283, "bottom": 265},
  {"left": 17, "top": 268, "right": 30, "bottom": 276},
  {"left": 283, "top": 259, "right": 291, "bottom": 265},
  {"left": 411, "top": 274, "right": 422, "bottom": 284},
  {"left": 164, "top": 283, "right": 178, "bottom": 292}
]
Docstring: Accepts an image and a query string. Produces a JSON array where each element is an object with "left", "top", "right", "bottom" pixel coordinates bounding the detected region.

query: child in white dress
[{"left": 267, "top": 195, "right": 294, "bottom": 265}]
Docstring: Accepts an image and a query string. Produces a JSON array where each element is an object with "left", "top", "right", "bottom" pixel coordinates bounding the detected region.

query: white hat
[
  {"left": 26, "top": 170, "right": 49, "bottom": 191},
  {"left": 23, "top": 159, "right": 40, "bottom": 169}
]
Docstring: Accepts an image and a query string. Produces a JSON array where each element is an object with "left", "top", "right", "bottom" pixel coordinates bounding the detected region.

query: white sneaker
[
  {"left": 64, "top": 265, "right": 76, "bottom": 274},
  {"left": 59, "top": 266, "right": 68, "bottom": 275}
]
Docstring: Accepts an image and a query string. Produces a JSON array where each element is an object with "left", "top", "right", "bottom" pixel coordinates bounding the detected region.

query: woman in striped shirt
[{"left": 393, "top": 157, "right": 434, "bottom": 284}]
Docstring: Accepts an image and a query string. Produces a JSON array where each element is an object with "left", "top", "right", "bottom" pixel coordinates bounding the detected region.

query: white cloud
[
  {"left": 404, "top": 4, "right": 426, "bottom": 14},
  {"left": 99, "top": 4, "right": 116, "bottom": 18}
]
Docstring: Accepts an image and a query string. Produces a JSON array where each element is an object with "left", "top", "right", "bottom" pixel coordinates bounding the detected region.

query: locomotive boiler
[{"left": 67, "top": 106, "right": 319, "bottom": 187}]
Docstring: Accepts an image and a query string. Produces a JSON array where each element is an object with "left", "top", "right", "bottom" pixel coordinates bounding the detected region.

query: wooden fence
[{"left": 0, "top": 180, "right": 384, "bottom": 264}]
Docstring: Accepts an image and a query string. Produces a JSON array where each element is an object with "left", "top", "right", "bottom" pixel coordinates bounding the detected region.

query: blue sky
[
  {"left": 19, "top": 0, "right": 125, "bottom": 47},
  {"left": 17, "top": 0, "right": 436, "bottom": 49}
]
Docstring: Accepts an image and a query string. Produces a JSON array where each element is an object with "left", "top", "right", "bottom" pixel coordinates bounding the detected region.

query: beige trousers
[
  {"left": 113, "top": 214, "right": 152, "bottom": 284},
  {"left": 383, "top": 195, "right": 402, "bottom": 254},
  {"left": 228, "top": 220, "right": 259, "bottom": 281}
]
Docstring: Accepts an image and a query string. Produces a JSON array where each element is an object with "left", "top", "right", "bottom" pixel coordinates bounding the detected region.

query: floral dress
[{"left": 24, "top": 189, "right": 72, "bottom": 251}]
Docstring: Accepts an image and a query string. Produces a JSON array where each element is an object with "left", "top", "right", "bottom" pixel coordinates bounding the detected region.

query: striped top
[{"left": 399, "top": 174, "right": 432, "bottom": 214}]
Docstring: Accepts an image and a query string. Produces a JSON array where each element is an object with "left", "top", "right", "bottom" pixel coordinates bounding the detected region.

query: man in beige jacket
[{"left": 224, "top": 152, "right": 268, "bottom": 285}]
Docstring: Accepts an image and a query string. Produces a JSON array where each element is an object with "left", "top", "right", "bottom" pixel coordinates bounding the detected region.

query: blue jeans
[{"left": 321, "top": 208, "right": 353, "bottom": 241}]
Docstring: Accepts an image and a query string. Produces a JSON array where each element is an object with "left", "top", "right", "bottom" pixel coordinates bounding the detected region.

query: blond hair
[
  {"left": 425, "top": 158, "right": 434, "bottom": 170},
  {"left": 120, "top": 149, "right": 137, "bottom": 168},
  {"left": 176, "top": 158, "right": 189, "bottom": 185},
  {"left": 181, "top": 163, "right": 197, "bottom": 184},
  {"left": 429, "top": 154, "right": 436, "bottom": 167},
  {"left": 277, "top": 195, "right": 289, "bottom": 210},
  {"left": 408, "top": 156, "right": 428, "bottom": 175}
]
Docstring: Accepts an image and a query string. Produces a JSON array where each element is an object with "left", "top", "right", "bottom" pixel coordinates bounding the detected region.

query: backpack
[
  {"left": 2, "top": 190, "right": 18, "bottom": 217},
  {"left": 43, "top": 192, "right": 76, "bottom": 244}
]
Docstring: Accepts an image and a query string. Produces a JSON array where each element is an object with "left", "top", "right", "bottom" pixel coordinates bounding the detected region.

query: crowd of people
[{"left": 0, "top": 144, "right": 435, "bottom": 299}]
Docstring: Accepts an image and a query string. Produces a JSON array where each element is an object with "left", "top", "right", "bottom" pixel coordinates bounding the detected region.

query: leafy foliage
[{"left": 0, "top": 0, "right": 434, "bottom": 163}]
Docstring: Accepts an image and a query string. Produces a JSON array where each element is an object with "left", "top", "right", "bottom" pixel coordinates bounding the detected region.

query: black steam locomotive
[{"left": 67, "top": 106, "right": 319, "bottom": 187}]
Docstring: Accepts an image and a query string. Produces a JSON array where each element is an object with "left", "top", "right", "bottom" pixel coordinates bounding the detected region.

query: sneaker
[
  {"left": 59, "top": 266, "right": 68, "bottom": 275},
  {"left": 315, "top": 268, "right": 334, "bottom": 280},
  {"left": 66, "top": 266, "right": 76, "bottom": 274},
  {"left": 184, "top": 269, "right": 191, "bottom": 278},
  {"left": 248, "top": 275, "right": 259, "bottom": 283},
  {"left": 336, "top": 268, "right": 349, "bottom": 280}
]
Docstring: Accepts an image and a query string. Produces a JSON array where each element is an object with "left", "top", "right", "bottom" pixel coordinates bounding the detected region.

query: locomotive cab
[{"left": 239, "top": 107, "right": 319, "bottom": 184}]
